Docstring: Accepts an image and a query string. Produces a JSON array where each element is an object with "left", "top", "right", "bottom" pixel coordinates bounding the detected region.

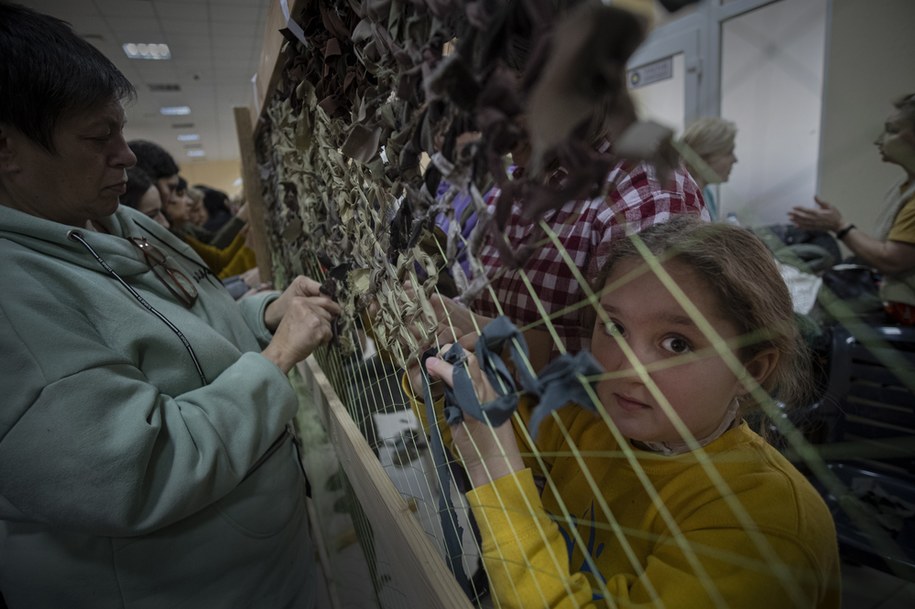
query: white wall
[
  {"left": 623, "top": 0, "right": 915, "bottom": 233},
  {"left": 719, "top": 0, "right": 828, "bottom": 226},
  {"left": 629, "top": 53, "right": 687, "bottom": 134},
  {"left": 817, "top": 0, "right": 915, "bottom": 237}
]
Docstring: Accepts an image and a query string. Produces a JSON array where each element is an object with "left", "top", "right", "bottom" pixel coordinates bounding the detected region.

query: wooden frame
[
  {"left": 298, "top": 359, "right": 473, "bottom": 609},
  {"left": 236, "top": 3, "right": 475, "bottom": 607},
  {"left": 233, "top": 106, "right": 274, "bottom": 283}
]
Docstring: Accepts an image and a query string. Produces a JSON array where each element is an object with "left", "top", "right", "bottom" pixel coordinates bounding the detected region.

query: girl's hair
[{"left": 591, "top": 215, "right": 813, "bottom": 415}]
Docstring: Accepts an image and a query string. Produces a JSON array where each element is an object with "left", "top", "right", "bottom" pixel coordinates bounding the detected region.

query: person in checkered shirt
[
  {"left": 429, "top": 159, "right": 707, "bottom": 373},
  {"left": 471, "top": 159, "right": 708, "bottom": 362},
  {"left": 421, "top": 0, "right": 708, "bottom": 373}
]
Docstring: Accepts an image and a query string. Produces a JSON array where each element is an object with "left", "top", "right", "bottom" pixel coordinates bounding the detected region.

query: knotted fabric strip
[
  {"left": 526, "top": 350, "right": 603, "bottom": 438},
  {"left": 441, "top": 315, "right": 535, "bottom": 428},
  {"left": 419, "top": 349, "right": 472, "bottom": 597},
  {"left": 421, "top": 316, "right": 603, "bottom": 596},
  {"left": 441, "top": 316, "right": 603, "bottom": 438}
]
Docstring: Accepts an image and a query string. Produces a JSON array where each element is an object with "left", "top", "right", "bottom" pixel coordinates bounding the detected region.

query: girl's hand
[{"left": 425, "top": 348, "right": 524, "bottom": 487}]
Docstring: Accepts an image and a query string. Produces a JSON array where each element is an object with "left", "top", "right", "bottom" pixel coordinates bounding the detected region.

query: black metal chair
[{"left": 802, "top": 324, "right": 915, "bottom": 580}]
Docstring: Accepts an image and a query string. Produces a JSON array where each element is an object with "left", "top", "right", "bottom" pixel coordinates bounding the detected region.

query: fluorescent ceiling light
[
  {"left": 123, "top": 42, "right": 171, "bottom": 60},
  {"left": 187, "top": 149, "right": 206, "bottom": 158},
  {"left": 177, "top": 134, "right": 200, "bottom": 142},
  {"left": 160, "top": 106, "right": 191, "bottom": 116}
]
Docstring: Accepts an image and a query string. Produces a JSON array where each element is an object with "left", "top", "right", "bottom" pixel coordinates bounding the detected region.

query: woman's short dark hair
[
  {"left": 128, "top": 139, "right": 180, "bottom": 181},
  {"left": 0, "top": 2, "right": 135, "bottom": 152},
  {"left": 121, "top": 167, "right": 155, "bottom": 209},
  {"left": 202, "top": 187, "right": 231, "bottom": 216}
]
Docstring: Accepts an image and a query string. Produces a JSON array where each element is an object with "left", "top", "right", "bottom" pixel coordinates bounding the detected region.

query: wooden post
[
  {"left": 250, "top": 0, "right": 299, "bottom": 125},
  {"left": 233, "top": 106, "right": 273, "bottom": 284},
  {"left": 297, "top": 358, "right": 474, "bottom": 609}
]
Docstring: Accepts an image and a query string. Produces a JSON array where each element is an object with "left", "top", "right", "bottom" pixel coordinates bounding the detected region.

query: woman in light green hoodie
[{"left": 0, "top": 3, "right": 340, "bottom": 607}]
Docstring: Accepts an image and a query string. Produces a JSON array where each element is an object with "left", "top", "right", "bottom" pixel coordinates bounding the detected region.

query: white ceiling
[{"left": 20, "top": 0, "right": 270, "bottom": 165}]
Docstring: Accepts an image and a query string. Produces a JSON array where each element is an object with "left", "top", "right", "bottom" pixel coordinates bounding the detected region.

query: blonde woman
[{"left": 679, "top": 117, "right": 739, "bottom": 221}]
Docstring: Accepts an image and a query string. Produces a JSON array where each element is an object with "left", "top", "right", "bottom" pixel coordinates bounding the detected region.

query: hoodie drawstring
[{"left": 68, "top": 230, "right": 208, "bottom": 385}]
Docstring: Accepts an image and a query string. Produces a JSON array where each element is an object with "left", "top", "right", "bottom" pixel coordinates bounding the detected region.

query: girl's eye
[
  {"left": 604, "top": 320, "right": 625, "bottom": 338},
  {"left": 661, "top": 336, "right": 692, "bottom": 354}
]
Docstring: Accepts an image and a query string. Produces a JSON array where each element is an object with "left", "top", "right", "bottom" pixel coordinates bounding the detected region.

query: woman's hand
[
  {"left": 788, "top": 196, "right": 845, "bottom": 233},
  {"left": 264, "top": 276, "right": 324, "bottom": 332},
  {"left": 236, "top": 202, "right": 250, "bottom": 223},
  {"left": 261, "top": 294, "right": 341, "bottom": 373},
  {"left": 425, "top": 347, "right": 524, "bottom": 488},
  {"left": 261, "top": 275, "right": 341, "bottom": 372}
]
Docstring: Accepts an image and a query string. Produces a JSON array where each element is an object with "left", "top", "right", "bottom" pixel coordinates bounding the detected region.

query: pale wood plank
[
  {"left": 233, "top": 106, "right": 274, "bottom": 283},
  {"left": 297, "top": 358, "right": 474, "bottom": 609},
  {"left": 250, "top": 0, "right": 306, "bottom": 128}
]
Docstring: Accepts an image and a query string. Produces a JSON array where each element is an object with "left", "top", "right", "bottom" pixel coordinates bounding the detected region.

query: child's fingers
[{"left": 424, "top": 356, "right": 454, "bottom": 387}]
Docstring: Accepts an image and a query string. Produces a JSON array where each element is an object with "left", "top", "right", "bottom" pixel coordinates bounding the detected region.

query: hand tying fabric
[{"left": 425, "top": 346, "right": 525, "bottom": 487}]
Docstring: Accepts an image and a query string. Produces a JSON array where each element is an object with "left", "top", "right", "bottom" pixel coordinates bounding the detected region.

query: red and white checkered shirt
[{"left": 472, "top": 161, "right": 707, "bottom": 354}]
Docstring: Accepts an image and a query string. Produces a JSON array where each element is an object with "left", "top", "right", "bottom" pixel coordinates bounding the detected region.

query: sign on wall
[{"left": 627, "top": 56, "right": 674, "bottom": 89}]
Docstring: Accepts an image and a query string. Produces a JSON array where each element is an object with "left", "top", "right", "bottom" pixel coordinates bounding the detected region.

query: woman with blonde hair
[{"left": 679, "top": 117, "right": 738, "bottom": 221}]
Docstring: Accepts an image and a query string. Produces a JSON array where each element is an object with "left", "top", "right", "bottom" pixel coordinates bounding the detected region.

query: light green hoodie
[{"left": 0, "top": 204, "right": 316, "bottom": 608}]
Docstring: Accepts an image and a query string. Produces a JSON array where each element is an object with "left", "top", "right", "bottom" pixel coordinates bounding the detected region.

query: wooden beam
[
  {"left": 233, "top": 106, "right": 274, "bottom": 284},
  {"left": 250, "top": 0, "right": 306, "bottom": 129},
  {"left": 297, "top": 358, "right": 474, "bottom": 609}
]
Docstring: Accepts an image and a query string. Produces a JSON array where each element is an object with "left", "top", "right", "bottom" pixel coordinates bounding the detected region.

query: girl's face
[{"left": 590, "top": 258, "right": 771, "bottom": 445}]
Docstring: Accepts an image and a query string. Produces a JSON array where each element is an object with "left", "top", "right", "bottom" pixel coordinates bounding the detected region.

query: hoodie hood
[{"left": 0, "top": 203, "right": 204, "bottom": 280}]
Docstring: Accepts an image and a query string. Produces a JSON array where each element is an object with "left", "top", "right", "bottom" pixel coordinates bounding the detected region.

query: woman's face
[
  {"left": 0, "top": 99, "right": 136, "bottom": 227},
  {"left": 164, "top": 184, "right": 191, "bottom": 225},
  {"left": 875, "top": 110, "right": 915, "bottom": 170},
  {"left": 188, "top": 199, "right": 207, "bottom": 226},
  {"left": 136, "top": 184, "right": 169, "bottom": 228},
  {"left": 705, "top": 145, "right": 737, "bottom": 184},
  {"left": 589, "top": 258, "right": 767, "bottom": 445}
]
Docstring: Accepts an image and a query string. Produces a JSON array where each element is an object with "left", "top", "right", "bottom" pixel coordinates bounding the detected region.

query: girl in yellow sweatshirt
[{"left": 421, "top": 216, "right": 841, "bottom": 609}]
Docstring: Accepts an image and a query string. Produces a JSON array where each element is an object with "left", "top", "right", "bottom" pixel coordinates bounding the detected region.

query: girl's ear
[{"left": 742, "top": 348, "right": 779, "bottom": 387}]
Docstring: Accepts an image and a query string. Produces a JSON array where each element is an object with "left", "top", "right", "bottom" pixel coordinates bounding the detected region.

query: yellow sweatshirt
[
  {"left": 182, "top": 231, "right": 257, "bottom": 280},
  {"left": 409, "top": 385, "right": 840, "bottom": 609}
]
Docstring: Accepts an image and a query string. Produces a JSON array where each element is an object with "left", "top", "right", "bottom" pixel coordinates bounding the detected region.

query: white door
[{"left": 626, "top": 26, "right": 702, "bottom": 136}]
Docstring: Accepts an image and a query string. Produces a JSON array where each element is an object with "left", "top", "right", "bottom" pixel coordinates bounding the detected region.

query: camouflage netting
[{"left": 255, "top": 0, "right": 654, "bottom": 369}]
